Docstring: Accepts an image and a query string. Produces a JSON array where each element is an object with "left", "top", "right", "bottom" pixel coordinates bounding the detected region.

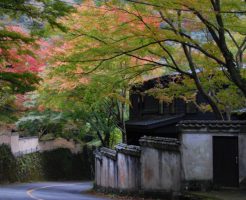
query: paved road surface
[{"left": 0, "top": 182, "right": 111, "bottom": 200}]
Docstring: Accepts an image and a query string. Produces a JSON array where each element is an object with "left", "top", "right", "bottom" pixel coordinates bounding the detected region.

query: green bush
[
  {"left": 15, "top": 153, "right": 44, "bottom": 182},
  {"left": 0, "top": 144, "right": 16, "bottom": 182},
  {"left": 41, "top": 146, "right": 94, "bottom": 180},
  {"left": 0, "top": 145, "right": 94, "bottom": 183}
]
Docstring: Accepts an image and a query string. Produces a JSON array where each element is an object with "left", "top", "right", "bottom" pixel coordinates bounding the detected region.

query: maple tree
[
  {"left": 0, "top": 25, "right": 55, "bottom": 102},
  {"left": 43, "top": 0, "right": 245, "bottom": 120},
  {"left": 39, "top": 60, "right": 131, "bottom": 146},
  {"left": 0, "top": 0, "right": 73, "bottom": 94},
  {"left": 0, "top": 2, "right": 80, "bottom": 139},
  {"left": 0, "top": 0, "right": 73, "bottom": 122},
  {"left": 35, "top": 0, "right": 246, "bottom": 146}
]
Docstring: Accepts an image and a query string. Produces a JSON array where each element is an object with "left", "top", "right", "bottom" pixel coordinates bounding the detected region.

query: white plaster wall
[
  {"left": 181, "top": 132, "right": 245, "bottom": 183},
  {"left": 160, "top": 151, "right": 181, "bottom": 191},
  {"left": 10, "top": 134, "right": 20, "bottom": 154},
  {"left": 39, "top": 138, "right": 80, "bottom": 153},
  {"left": 0, "top": 134, "right": 81, "bottom": 156},
  {"left": 127, "top": 154, "right": 140, "bottom": 189},
  {"left": 117, "top": 153, "right": 128, "bottom": 189},
  {"left": 0, "top": 134, "right": 11, "bottom": 145},
  {"left": 181, "top": 134, "right": 213, "bottom": 181},
  {"left": 141, "top": 147, "right": 181, "bottom": 192},
  {"left": 108, "top": 159, "right": 117, "bottom": 188},
  {"left": 18, "top": 137, "right": 39, "bottom": 153},
  {"left": 117, "top": 153, "right": 140, "bottom": 190},
  {"left": 141, "top": 147, "right": 160, "bottom": 190},
  {"left": 95, "top": 158, "right": 101, "bottom": 186},
  {"left": 101, "top": 156, "right": 109, "bottom": 187}
]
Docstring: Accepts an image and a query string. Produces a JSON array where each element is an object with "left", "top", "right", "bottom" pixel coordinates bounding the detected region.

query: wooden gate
[{"left": 213, "top": 136, "right": 239, "bottom": 187}]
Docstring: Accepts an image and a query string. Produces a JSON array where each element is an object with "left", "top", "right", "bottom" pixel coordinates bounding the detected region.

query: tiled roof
[
  {"left": 178, "top": 120, "right": 246, "bottom": 129},
  {"left": 100, "top": 147, "right": 117, "bottom": 160},
  {"left": 126, "top": 114, "right": 184, "bottom": 129},
  {"left": 115, "top": 143, "right": 141, "bottom": 157},
  {"left": 139, "top": 136, "right": 180, "bottom": 151}
]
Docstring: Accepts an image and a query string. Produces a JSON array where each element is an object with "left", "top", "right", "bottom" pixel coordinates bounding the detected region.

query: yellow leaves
[
  {"left": 45, "top": 74, "right": 90, "bottom": 92},
  {"left": 60, "top": 81, "right": 77, "bottom": 90},
  {"left": 147, "top": 87, "right": 173, "bottom": 103},
  {"left": 107, "top": 93, "right": 131, "bottom": 105},
  {"left": 74, "top": 67, "right": 84, "bottom": 74},
  {"left": 78, "top": 77, "right": 90, "bottom": 85},
  {"left": 198, "top": 103, "right": 212, "bottom": 112}
]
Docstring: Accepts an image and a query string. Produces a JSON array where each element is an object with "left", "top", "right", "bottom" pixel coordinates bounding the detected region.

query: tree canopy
[
  {"left": 0, "top": 0, "right": 73, "bottom": 96},
  {"left": 40, "top": 0, "right": 246, "bottom": 121}
]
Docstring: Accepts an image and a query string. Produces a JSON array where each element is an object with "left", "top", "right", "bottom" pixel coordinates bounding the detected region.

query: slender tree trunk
[
  {"left": 121, "top": 88, "right": 127, "bottom": 143},
  {"left": 96, "top": 131, "right": 105, "bottom": 147},
  {"left": 224, "top": 57, "right": 246, "bottom": 97},
  {"left": 192, "top": 72, "right": 223, "bottom": 119}
]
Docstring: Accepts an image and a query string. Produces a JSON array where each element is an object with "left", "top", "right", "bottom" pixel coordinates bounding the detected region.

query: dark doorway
[{"left": 213, "top": 136, "right": 239, "bottom": 187}]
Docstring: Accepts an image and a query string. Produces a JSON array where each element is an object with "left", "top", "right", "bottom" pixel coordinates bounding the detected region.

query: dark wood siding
[
  {"left": 129, "top": 93, "right": 140, "bottom": 119},
  {"left": 142, "top": 95, "right": 159, "bottom": 114}
]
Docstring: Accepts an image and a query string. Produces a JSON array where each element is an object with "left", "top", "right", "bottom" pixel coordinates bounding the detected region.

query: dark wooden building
[{"left": 126, "top": 75, "right": 240, "bottom": 145}]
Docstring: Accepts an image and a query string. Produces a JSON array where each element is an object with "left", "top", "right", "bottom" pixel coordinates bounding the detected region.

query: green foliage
[
  {"left": 109, "top": 128, "right": 122, "bottom": 148},
  {"left": 0, "top": 0, "right": 74, "bottom": 32},
  {"left": 0, "top": 72, "right": 41, "bottom": 94},
  {"left": 147, "top": 70, "right": 246, "bottom": 120},
  {"left": 44, "top": 0, "right": 246, "bottom": 121},
  {"left": 16, "top": 110, "right": 66, "bottom": 137},
  {"left": 39, "top": 70, "right": 129, "bottom": 146},
  {"left": 0, "top": 145, "right": 94, "bottom": 183},
  {"left": 0, "top": 0, "right": 73, "bottom": 103},
  {"left": 0, "top": 145, "right": 16, "bottom": 182},
  {"left": 15, "top": 153, "right": 44, "bottom": 182},
  {"left": 42, "top": 146, "right": 94, "bottom": 180}
]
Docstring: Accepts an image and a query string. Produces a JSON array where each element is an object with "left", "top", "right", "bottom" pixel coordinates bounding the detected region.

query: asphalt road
[{"left": 0, "top": 182, "right": 111, "bottom": 200}]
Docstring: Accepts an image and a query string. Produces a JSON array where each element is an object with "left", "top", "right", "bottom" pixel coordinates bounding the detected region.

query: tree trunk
[
  {"left": 193, "top": 75, "right": 224, "bottom": 120},
  {"left": 96, "top": 131, "right": 105, "bottom": 147},
  {"left": 104, "top": 131, "right": 110, "bottom": 147},
  {"left": 182, "top": 45, "right": 224, "bottom": 120},
  {"left": 225, "top": 58, "right": 246, "bottom": 97}
]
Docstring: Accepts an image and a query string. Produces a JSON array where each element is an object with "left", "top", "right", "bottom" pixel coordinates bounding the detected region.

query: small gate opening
[{"left": 213, "top": 136, "right": 239, "bottom": 187}]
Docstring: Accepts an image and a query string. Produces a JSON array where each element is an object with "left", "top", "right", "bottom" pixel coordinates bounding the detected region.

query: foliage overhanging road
[{"left": 0, "top": 182, "right": 110, "bottom": 200}]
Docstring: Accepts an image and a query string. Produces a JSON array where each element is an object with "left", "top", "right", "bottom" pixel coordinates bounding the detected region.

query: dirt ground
[{"left": 89, "top": 188, "right": 246, "bottom": 200}]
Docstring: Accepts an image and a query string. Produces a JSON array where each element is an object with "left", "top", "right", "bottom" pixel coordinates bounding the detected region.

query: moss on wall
[{"left": 0, "top": 144, "right": 94, "bottom": 183}]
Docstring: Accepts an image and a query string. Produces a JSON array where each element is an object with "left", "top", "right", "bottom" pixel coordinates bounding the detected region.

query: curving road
[{"left": 0, "top": 182, "right": 111, "bottom": 200}]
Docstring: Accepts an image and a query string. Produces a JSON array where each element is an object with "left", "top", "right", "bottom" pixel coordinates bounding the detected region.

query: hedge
[{"left": 0, "top": 144, "right": 94, "bottom": 183}]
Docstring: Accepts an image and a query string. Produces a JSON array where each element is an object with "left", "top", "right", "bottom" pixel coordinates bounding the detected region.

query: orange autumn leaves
[
  {"left": 45, "top": 0, "right": 164, "bottom": 92},
  {"left": 0, "top": 25, "right": 51, "bottom": 74}
]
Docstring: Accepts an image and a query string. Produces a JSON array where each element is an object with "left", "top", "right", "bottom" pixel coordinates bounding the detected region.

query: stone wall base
[
  {"left": 182, "top": 180, "right": 213, "bottom": 191},
  {"left": 94, "top": 184, "right": 140, "bottom": 197},
  {"left": 94, "top": 185, "right": 181, "bottom": 200}
]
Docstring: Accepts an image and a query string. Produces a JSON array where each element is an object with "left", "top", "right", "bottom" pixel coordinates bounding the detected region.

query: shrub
[
  {"left": 0, "top": 144, "right": 16, "bottom": 182},
  {"left": 0, "top": 144, "right": 94, "bottom": 183}
]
